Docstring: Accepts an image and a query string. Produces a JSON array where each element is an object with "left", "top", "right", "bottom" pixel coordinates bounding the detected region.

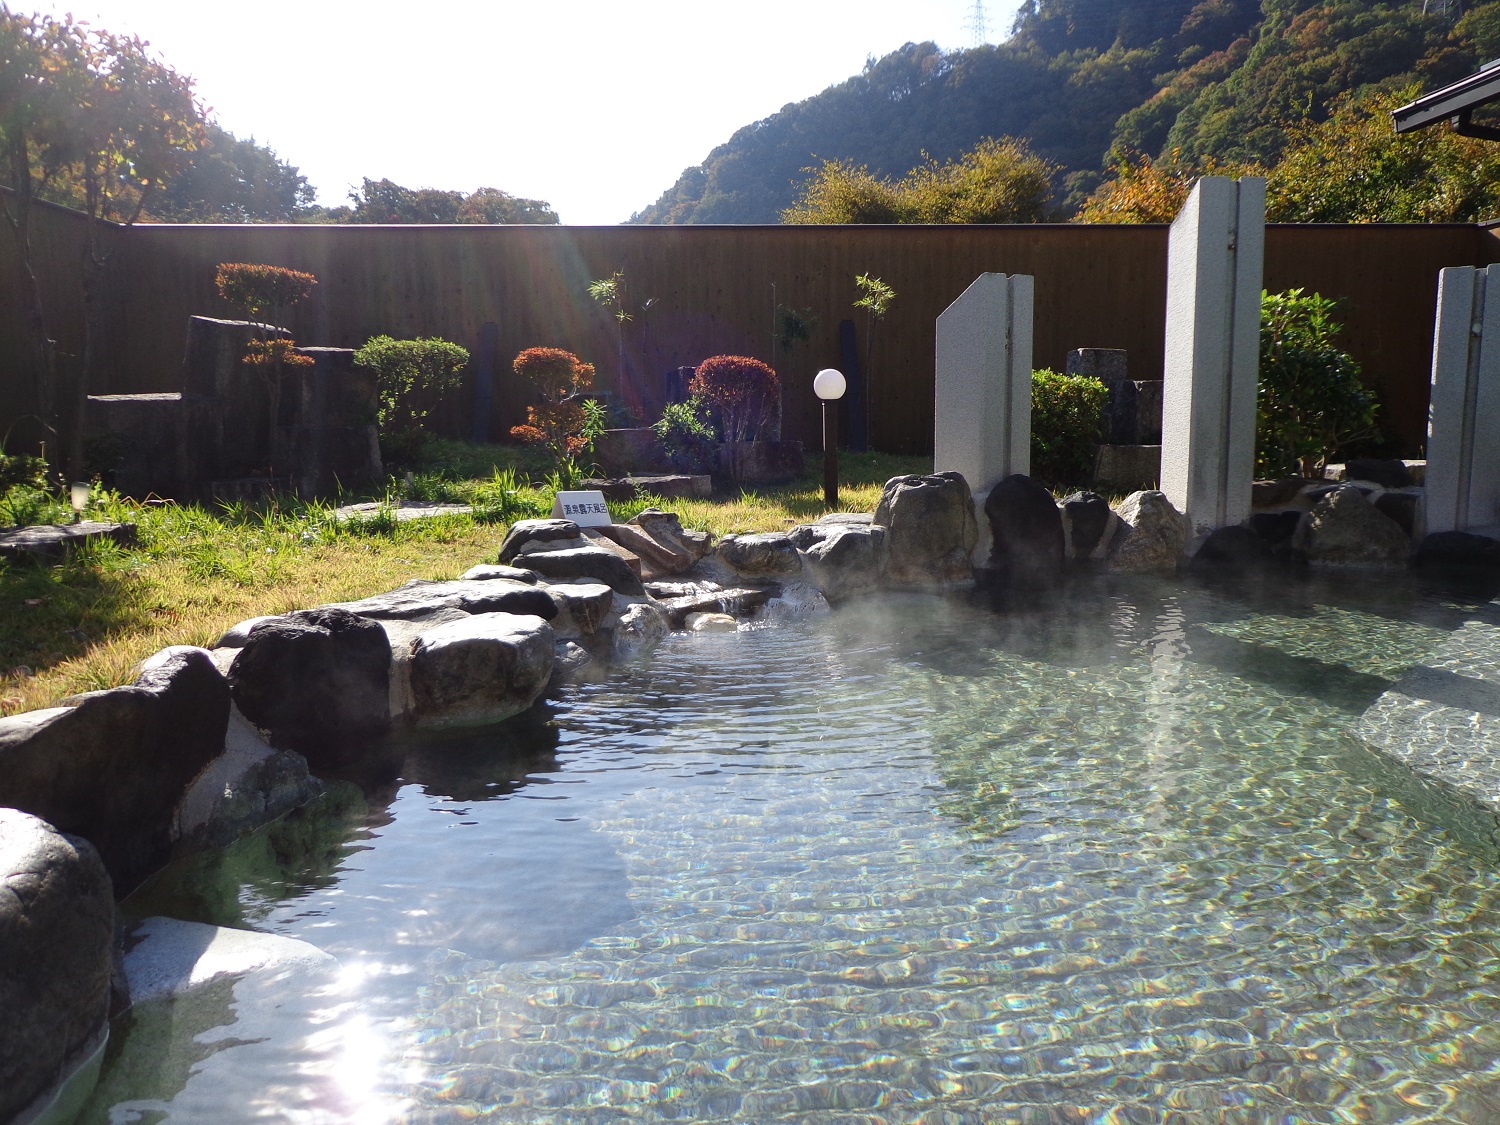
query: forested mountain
[{"left": 632, "top": 0, "right": 1499, "bottom": 224}]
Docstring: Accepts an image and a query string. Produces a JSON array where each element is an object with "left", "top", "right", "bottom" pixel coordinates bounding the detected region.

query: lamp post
[
  {"left": 813, "top": 368, "right": 846, "bottom": 507},
  {"left": 69, "top": 482, "right": 89, "bottom": 524}
]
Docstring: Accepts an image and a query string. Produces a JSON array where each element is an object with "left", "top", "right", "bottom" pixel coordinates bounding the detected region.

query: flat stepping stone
[
  {"left": 333, "top": 500, "right": 472, "bottom": 522},
  {"left": 0, "top": 521, "right": 136, "bottom": 562}
]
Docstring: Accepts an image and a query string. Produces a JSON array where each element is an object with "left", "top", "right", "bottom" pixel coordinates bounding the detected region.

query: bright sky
[{"left": 59, "top": 0, "right": 1024, "bottom": 224}]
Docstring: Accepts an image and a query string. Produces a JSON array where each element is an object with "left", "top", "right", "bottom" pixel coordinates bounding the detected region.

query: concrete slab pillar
[
  {"left": 934, "top": 273, "right": 1034, "bottom": 566},
  {"left": 1422, "top": 264, "right": 1500, "bottom": 539},
  {"left": 1159, "top": 176, "right": 1265, "bottom": 538}
]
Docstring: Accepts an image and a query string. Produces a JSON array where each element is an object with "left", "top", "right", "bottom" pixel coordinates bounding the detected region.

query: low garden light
[
  {"left": 69, "top": 482, "right": 89, "bottom": 523},
  {"left": 813, "top": 368, "right": 846, "bottom": 507}
]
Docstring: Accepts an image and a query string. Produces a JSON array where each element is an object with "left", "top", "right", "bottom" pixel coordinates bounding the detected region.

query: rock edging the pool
[{"left": 3, "top": 470, "right": 1499, "bottom": 1124}]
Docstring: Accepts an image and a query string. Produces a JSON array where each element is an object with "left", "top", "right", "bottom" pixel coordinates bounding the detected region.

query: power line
[{"left": 965, "top": 0, "right": 988, "bottom": 47}]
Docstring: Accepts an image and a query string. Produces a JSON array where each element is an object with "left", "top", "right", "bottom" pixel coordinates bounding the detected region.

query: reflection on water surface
[{"left": 91, "top": 570, "right": 1500, "bottom": 1124}]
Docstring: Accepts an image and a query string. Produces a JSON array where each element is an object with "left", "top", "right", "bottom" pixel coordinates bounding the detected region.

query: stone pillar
[
  {"left": 934, "top": 273, "right": 1035, "bottom": 566},
  {"left": 1159, "top": 176, "right": 1265, "bottom": 538},
  {"left": 1422, "top": 264, "right": 1500, "bottom": 539}
]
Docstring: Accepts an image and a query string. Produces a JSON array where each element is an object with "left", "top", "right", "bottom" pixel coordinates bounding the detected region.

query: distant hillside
[{"left": 632, "top": 0, "right": 1494, "bottom": 224}]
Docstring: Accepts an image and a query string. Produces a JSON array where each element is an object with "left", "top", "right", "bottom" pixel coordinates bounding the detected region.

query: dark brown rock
[
  {"left": 0, "top": 811, "right": 114, "bottom": 1124},
  {"left": 985, "top": 474, "right": 1064, "bottom": 578},
  {"left": 227, "top": 608, "right": 391, "bottom": 762},
  {"left": 1414, "top": 531, "right": 1500, "bottom": 570},
  {"left": 1060, "top": 491, "right": 1112, "bottom": 560}
]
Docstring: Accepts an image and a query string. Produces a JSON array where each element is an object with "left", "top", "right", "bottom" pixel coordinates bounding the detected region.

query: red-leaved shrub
[{"left": 688, "top": 355, "right": 778, "bottom": 442}]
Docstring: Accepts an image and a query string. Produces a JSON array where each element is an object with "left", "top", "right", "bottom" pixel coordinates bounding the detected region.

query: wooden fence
[{"left": 3, "top": 206, "right": 1495, "bottom": 457}]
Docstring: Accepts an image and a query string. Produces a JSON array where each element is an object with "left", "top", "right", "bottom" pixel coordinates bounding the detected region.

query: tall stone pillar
[
  {"left": 934, "top": 273, "right": 1035, "bottom": 566},
  {"left": 1159, "top": 176, "right": 1265, "bottom": 538},
  {"left": 1422, "top": 264, "right": 1500, "bottom": 539}
]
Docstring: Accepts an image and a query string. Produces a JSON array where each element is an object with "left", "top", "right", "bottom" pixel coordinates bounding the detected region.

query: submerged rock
[
  {"left": 685, "top": 611, "right": 738, "bottom": 633},
  {"left": 1188, "top": 524, "right": 1273, "bottom": 571},
  {"left": 874, "top": 472, "right": 978, "bottom": 586},
  {"left": 0, "top": 810, "right": 114, "bottom": 1125},
  {"left": 612, "top": 601, "right": 669, "bottom": 658},
  {"left": 1413, "top": 530, "right": 1500, "bottom": 571}
]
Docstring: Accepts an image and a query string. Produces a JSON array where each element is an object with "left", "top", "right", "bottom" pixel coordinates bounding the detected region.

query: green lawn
[{"left": 0, "top": 445, "right": 930, "bottom": 717}]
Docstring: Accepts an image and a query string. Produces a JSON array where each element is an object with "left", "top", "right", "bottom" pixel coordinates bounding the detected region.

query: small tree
[
  {"left": 355, "top": 336, "right": 470, "bottom": 463},
  {"left": 215, "top": 263, "right": 318, "bottom": 474},
  {"left": 688, "top": 356, "right": 779, "bottom": 443},
  {"left": 587, "top": 270, "right": 655, "bottom": 420},
  {"left": 853, "top": 274, "right": 895, "bottom": 443},
  {"left": 509, "top": 347, "right": 602, "bottom": 474},
  {"left": 1257, "top": 289, "right": 1378, "bottom": 478}
]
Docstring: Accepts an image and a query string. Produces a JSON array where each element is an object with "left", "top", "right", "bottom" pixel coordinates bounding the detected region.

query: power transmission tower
[
  {"left": 965, "top": 0, "right": 988, "bottom": 47},
  {"left": 1423, "top": 0, "right": 1461, "bottom": 20}
]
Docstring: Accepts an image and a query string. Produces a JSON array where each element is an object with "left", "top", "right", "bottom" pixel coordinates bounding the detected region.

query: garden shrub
[
  {"left": 509, "top": 347, "right": 603, "bottom": 477},
  {"left": 355, "top": 335, "right": 470, "bottom": 463},
  {"left": 688, "top": 355, "right": 779, "bottom": 443},
  {"left": 652, "top": 397, "right": 716, "bottom": 471},
  {"left": 1030, "top": 368, "right": 1108, "bottom": 486},
  {"left": 1258, "top": 289, "right": 1378, "bottom": 478},
  {"left": 214, "top": 263, "right": 317, "bottom": 320}
]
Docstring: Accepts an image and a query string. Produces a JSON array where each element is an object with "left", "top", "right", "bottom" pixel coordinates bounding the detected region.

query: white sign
[{"left": 551, "top": 490, "right": 613, "bottom": 527}]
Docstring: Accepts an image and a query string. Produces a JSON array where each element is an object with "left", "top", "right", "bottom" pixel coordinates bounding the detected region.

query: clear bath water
[{"left": 86, "top": 570, "right": 1500, "bottom": 1125}]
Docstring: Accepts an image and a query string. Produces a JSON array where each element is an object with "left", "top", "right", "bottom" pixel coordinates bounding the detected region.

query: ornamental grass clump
[
  {"left": 509, "top": 347, "right": 605, "bottom": 479},
  {"left": 688, "top": 355, "right": 779, "bottom": 443}
]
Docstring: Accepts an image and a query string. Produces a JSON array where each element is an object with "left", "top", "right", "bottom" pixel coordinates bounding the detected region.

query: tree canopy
[
  {"left": 342, "top": 178, "right": 558, "bottom": 225},
  {"left": 632, "top": 0, "right": 1500, "bottom": 225},
  {"left": 782, "top": 138, "right": 1058, "bottom": 224}
]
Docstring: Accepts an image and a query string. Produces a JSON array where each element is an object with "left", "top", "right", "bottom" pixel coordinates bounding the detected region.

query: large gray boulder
[
  {"left": 0, "top": 810, "right": 114, "bottom": 1125},
  {"left": 874, "top": 472, "right": 979, "bottom": 585},
  {"left": 788, "top": 523, "right": 888, "bottom": 602},
  {"left": 545, "top": 581, "right": 616, "bottom": 637},
  {"left": 984, "top": 474, "right": 1064, "bottom": 580},
  {"left": 1293, "top": 486, "right": 1410, "bottom": 567},
  {"left": 631, "top": 509, "right": 712, "bottom": 562},
  {"left": 227, "top": 608, "right": 391, "bottom": 763},
  {"left": 611, "top": 600, "right": 670, "bottom": 658},
  {"left": 1106, "top": 491, "right": 1190, "bottom": 572},
  {"left": 496, "top": 518, "right": 588, "bottom": 563},
  {"left": 0, "top": 646, "right": 229, "bottom": 889},
  {"left": 717, "top": 532, "right": 803, "bottom": 576},
  {"left": 514, "top": 545, "right": 645, "bottom": 595},
  {"left": 408, "top": 613, "right": 555, "bottom": 726},
  {"left": 325, "top": 578, "right": 557, "bottom": 622}
]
